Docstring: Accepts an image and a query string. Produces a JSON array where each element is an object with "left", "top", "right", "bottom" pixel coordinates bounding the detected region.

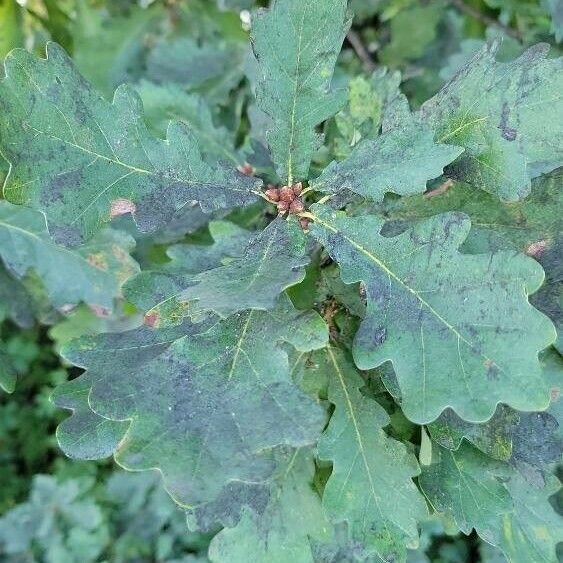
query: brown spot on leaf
[
  {"left": 144, "top": 311, "right": 160, "bottom": 327},
  {"left": 110, "top": 199, "right": 137, "bottom": 219},
  {"left": 237, "top": 162, "right": 256, "bottom": 176},
  {"left": 424, "top": 179, "right": 454, "bottom": 199},
  {"left": 525, "top": 239, "right": 548, "bottom": 258},
  {"left": 550, "top": 386, "right": 560, "bottom": 402},
  {"left": 90, "top": 304, "right": 110, "bottom": 318},
  {"left": 86, "top": 252, "right": 108, "bottom": 271}
]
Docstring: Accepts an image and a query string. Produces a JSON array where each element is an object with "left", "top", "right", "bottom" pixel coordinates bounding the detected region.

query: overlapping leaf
[
  {"left": 60, "top": 296, "right": 328, "bottom": 515},
  {"left": 251, "top": 0, "right": 349, "bottom": 184},
  {"left": 312, "top": 121, "right": 462, "bottom": 201},
  {"left": 317, "top": 348, "right": 427, "bottom": 561},
  {"left": 0, "top": 43, "right": 259, "bottom": 245},
  {"left": 0, "top": 341, "right": 17, "bottom": 393},
  {"left": 420, "top": 439, "right": 563, "bottom": 561},
  {"left": 183, "top": 218, "right": 308, "bottom": 316},
  {"left": 0, "top": 201, "right": 138, "bottom": 311},
  {"left": 418, "top": 41, "right": 563, "bottom": 200},
  {"left": 124, "top": 219, "right": 252, "bottom": 327},
  {"left": 309, "top": 203, "right": 555, "bottom": 423},
  {"left": 209, "top": 448, "right": 331, "bottom": 562}
]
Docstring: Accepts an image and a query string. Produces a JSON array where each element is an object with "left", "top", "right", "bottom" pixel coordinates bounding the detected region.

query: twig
[
  {"left": 449, "top": 0, "right": 522, "bottom": 41},
  {"left": 346, "top": 30, "right": 376, "bottom": 73}
]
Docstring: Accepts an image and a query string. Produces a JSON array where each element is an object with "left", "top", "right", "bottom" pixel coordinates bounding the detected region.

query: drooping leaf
[
  {"left": 0, "top": 43, "right": 260, "bottom": 244},
  {"left": 60, "top": 296, "right": 328, "bottom": 517},
  {"left": 0, "top": 201, "right": 138, "bottom": 312},
  {"left": 312, "top": 121, "right": 462, "bottom": 201},
  {"left": 418, "top": 41, "right": 563, "bottom": 200},
  {"left": 208, "top": 448, "right": 332, "bottom": 563},
  {"left": 251, "top": 0, "right": 350, "bottom": 184},
  {"left": 183, "top": 218, "right": 309, "bottom": 316},
  {"left": 308, "top": 203, "right": 555, "bottom": 423},
  {"left": 124, "top": 219, "right": 252, "bottom": 326},
  {"left": 317, "top": 347, "right": 427, "bottom": 561}
]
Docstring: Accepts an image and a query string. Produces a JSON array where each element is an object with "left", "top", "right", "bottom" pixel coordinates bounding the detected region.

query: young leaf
[
  {"left": 418, "top": 41, "right": 563, "bottom": 201},
  {"left": 308, "top": 204, "right": 555, "bottom": 423},
  {"left": 60, "top": 296, "right": 328, "bottom": 514},
  {"left": 251, "top": 0, "right": 350, "bottom": 184},
  {"left": 0, "top": 44, "right": 260, "bottom": 244},
  {"left": 208, "top": 448, "right": 331, "bottom": 563},
  {"left": 0, "top": 201, "right": 138, "bottom": 312},
  {"left": 183, "top": 218, "right": 308, "bottom": 316},
  {"left": 311, "top": 122, "right": 463, "bottom": 201},
  {"left": 317, "top": 347, "right": 427, "bottom": 561}
]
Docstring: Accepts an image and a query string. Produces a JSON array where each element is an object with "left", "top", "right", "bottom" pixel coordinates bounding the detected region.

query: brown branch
[
  {"left": 449, "top": 0, "right": 522, "bottom": 41},
  {"left": 346, "top": 30, "right": 376, "bottom": 73}
]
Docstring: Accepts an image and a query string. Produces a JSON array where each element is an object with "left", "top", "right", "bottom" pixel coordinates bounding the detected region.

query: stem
[
  {"left": 346, "top": 30, "right": 376, "bottom": 73},
  {"left": 448, "top": 0, "right": 522, "bottom": 41}
]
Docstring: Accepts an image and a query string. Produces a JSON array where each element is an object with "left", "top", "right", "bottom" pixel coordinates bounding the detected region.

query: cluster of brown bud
[{"left": 264, "top": 182, "right": 311, "bottom": 230}]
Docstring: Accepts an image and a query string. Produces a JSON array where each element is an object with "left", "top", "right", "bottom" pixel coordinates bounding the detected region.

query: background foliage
[{"left": 0, "top": 0, "right": 562, "bottom": 561}]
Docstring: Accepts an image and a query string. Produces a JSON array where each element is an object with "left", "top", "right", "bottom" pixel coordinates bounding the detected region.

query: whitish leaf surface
[
  {"left": 209, "top": 448, "right": 331, "bottom": 563},
  {"left": 61, "top": 297, "right": 328, "bottom": 514},
  {"left": 52, "top": 372, "right": 128, "bottom": 460},
  {"left": 125, "top": 220, "right": 251, "bottom": 326},
  {"left": 183, "top": 218, "right": 309, "bottom": 316},
  {"left": 0, "top": 44, "right": 259, "bottom": 244},
  {"left": 0, "top": 201, "right": 138, "bottom": 311},
  {"left": 308, "top": 204, "right": 555, "bottom": 423},
  {"left": 317, "top": 348, "right": 427, "bottom": 561},
  {"left": 313, "top": 122, "right": 462, "bottom": 201},
  {"left": 252, "top": 0, "right": 349, "bottom": 184},
  {"left": 418, "top": 42, "right": 563, "bottom": 200}
]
